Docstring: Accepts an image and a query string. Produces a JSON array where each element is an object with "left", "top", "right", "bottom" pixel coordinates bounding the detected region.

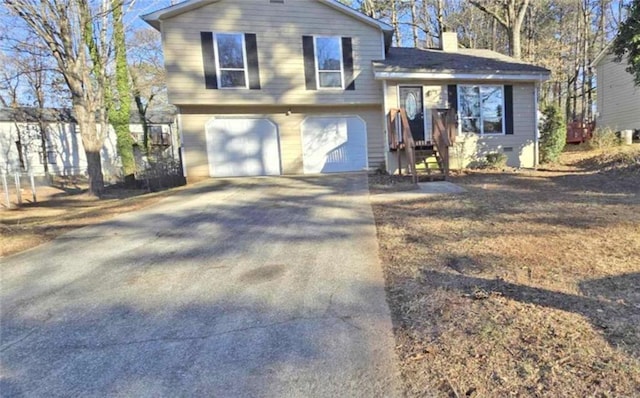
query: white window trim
[
  {"left": 213, "top": 32, "right": 249, "bottom": 90},
  {"left": 314, "top": 36, "right": 345, "bottom": 90},
  {"left": 457, "top": 84, "right": 506, "bottom": 136}
]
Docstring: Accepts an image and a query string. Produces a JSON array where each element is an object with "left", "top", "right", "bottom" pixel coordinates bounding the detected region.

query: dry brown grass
[
  {"left": 0, "top": 184, "right": 180, "bottom": 258},
  {"left": 373, "top": 145, "right": 640, "bottom": 397}
]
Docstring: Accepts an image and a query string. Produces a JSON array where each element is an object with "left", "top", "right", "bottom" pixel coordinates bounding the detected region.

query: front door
[{"left": 399, "top": 86, "right": 425, "bottom": 142}]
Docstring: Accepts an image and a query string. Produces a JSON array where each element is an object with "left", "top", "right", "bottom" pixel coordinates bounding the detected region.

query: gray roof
[
  {"left": 374, "top": 47, "right": 551, "bottom": 75},
  {"left": 0, "top": 107, "right": 177, "bottom": 124},
  {"left": 0, "top": 108, "right": 75, "bottom": 123}
]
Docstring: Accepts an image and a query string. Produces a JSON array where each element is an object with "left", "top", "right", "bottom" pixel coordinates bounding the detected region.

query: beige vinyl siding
[
  {"left": 161, "top": 0, "right": 384, "bottom": 106},
  {"left": 383, "top": 80, "right": 537, "bottom": 170},
  {"left": 179, "top": 105, "right": 385, "bottom": 179},
  {"left": 596, "top": 54, "right": 640, "bottom": 131}
]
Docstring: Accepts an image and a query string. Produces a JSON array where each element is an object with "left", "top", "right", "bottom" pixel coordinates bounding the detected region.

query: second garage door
[
  {"left": 301, "top": 116, "right": 367, "bottom": 174},
  {"left": 205, "top": 118, "right": 281, "bottom": 177}
]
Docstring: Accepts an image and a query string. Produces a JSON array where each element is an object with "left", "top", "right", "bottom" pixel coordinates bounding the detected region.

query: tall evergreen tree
[{"left": 612, "top": 0, "right": 640, "bottom": 86}]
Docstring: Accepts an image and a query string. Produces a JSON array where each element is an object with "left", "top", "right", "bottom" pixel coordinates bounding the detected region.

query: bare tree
[
  {"left": 19, "top": 39, "right": 62, "bottom": 175},
  {"left": 469, "top": 0, "right": 530, "bottom": 59},
  {"left": 127, "top": 28, "right": 167, "bottom": 154},
  {"left": 6, "top": 0, "right": 110, "bottom": 196},
  {"left": 0, "top": 52, "right": 26, "bottom": 171}
]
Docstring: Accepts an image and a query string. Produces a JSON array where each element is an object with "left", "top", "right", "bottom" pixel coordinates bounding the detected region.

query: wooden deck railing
[
  {"left": 387, "top": 108, "right": 417, "bottom": 183},
  {"left": 566, "top": 120, "right": 595, "bottom": 144},
  {"left": 432, "top": 109, "right": 457, "bottom": 178}
]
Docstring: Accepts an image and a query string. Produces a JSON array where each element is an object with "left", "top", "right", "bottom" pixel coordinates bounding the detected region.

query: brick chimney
[{"left": 440, "top": 31, "right": 458, "bottom": 52}]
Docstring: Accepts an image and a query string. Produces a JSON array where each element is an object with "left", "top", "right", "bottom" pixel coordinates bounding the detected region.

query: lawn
[
  {"left": 0, "top": 181, "right": 181, "bottom": 258},
  {"left": 372, "top": 145, "right": 640, "bottom": 397}
]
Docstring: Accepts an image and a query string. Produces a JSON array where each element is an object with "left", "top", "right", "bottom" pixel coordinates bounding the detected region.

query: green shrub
[
  {"left": 539, "top": 105, "right": 566, "bottom": 164},
  {"left": 589, "top": 127, "right": 620, "bottom": 150},
  {"left": 485, "top": 152, "right": 508, "bottom": 169}
]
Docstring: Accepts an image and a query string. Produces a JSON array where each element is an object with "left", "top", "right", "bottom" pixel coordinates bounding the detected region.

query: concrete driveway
[{"left": 1, "top": 174, "right": 401, "bottom": 397}]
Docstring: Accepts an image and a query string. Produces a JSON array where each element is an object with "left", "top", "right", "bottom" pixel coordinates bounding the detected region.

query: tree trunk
[
  {"left": 492, "top": 19, "right": 498, "bottom": 51},
  {"left": 391, "top": 0, "right": 401, "bottom": 46},
  {"left": 134, "top": 93, "right": 150, "bottom": 156},
  {"left": 437, "top": 0, "right": 445, "bottom": 35},
  {"left": 73, "top": 101, "right": 104, "bottom": 197},
  {"left": 38, "top": 120, "right": 49, "bottom": 174},
  {"left": 36, "top": 93, "right": 49, "bottom": 175},
  {"left": 14, "top": 124, "right": 25, "bottom": 171},
  {"left": 109, "top": 0, "right": 135, "bottom": 176},
  {"left": 85, "top": 150, "right": 104, "bottom": 196},
  {"left": 410, "top": 0, "right": 419, "bottom": 47}
]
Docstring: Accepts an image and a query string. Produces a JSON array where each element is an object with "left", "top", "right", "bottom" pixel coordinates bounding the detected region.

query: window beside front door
[
  {"left": 314, "top": 36, "right": 344, "bottom": 89},
  {"left": 214, "top": 33, "right": 249, "bottom": 89},
  {"left": 458, "top": 85, "right": 505, "bottom": 135}
]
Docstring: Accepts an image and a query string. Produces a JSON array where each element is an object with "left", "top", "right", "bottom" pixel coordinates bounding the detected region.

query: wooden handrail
[
  {"left": 387, "top": 108, "right": 417, "bottom": 183},
  {"left": 432, "top": 108, "right": 457, "bottom": 178},
  {"left": 387, "top": 109, "right": 398, "bottom": 150}
]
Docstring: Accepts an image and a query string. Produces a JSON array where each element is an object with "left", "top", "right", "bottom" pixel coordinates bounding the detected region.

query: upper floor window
[
  {"left": 314, "top": 36, "right": 344, "bottom": 89},
  {"left": 214, "top": 33, "right": 248, "bottom": 89},
  {"left": 458, "top": 85, "right": 505, "bottom": 135}
]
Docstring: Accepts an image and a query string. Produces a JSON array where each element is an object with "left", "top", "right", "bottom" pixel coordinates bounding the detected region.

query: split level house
[
  {"left": 592, "top": 46, "right": 640, "bottom": 135},
  {"left": 142, "top": 0, "right": 550, "bottom": 180}
]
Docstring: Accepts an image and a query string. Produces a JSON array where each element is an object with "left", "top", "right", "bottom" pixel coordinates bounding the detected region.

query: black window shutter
[
  {"left": 447, "top": 85, "right": 457, "bottom": 110},
  {"left": 244, "top": 33, "right": 261, "bottom": 90},
  {"left": 342, "top": 37, "right": 355, "bottom": 91},
  {"left": 504, "top": 85, "right": 514, "bottom": 134},
  {"left": 200, "top": 32, "right": 218, "bottom": 89},
  {"left": 302, "top": 36, "right": 317, "bottom": 90}
]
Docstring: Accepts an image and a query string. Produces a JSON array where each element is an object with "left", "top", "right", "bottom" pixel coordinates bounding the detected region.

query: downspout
[
  {"left": 382, "top": 79, "right": 390, "bottom": 173},
  {"left": 534, "top": 82, "right": 540, "bottom": 169},
  {"left": 176, "top": 107, "right": 187, "bottom": 178}
]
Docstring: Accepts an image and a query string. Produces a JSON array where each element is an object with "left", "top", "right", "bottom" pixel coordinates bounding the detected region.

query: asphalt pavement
[{"left": 1, "top": 174, "right": 402, "bottom": 397}]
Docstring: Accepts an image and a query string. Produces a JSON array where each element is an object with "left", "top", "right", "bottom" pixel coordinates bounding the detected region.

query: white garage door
[
  {"left": 301, "top": 116, "right": 367, "bottom": 174},
  {"left": 205, "top": 118, "right": 281, "bottom": 177}
]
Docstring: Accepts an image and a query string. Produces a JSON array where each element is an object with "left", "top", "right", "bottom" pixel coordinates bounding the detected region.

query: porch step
[
  {"left": 415, "top": 149, "right": 435, "bottom": 158},
  {"left": 415, "top": 168, "right": 447, "bottom": 182},
  {"left": 414, "top": 148, "right": 446, "bottom": 180}
]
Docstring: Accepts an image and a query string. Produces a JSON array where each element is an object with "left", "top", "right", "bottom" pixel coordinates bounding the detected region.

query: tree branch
[
  {"left": 517, "top": 0, "right": 530, "bottom": 25},
  {"left": 469, "top": 1, "right": 508, "bottom": 29}
]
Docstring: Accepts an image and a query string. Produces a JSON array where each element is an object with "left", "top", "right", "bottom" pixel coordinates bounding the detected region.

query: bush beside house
[{"left": 540, "top": 105, "right": 566, "bottom": 163}]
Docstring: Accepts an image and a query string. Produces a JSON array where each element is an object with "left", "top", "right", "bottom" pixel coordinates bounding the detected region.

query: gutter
[
  {"left": 373, "top": 71, "right": 551, "bottom": 82},
  {"left": 534, "top": 83, "right": 540, "bottom": 168}
]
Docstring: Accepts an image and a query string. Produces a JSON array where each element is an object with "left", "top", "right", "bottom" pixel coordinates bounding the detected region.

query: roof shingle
[
  {"left": 0, "top": 107, "right": 177, "bottom": 124},
  {"left": 374, "top": 47, "right": 550, "bottom": 75}
]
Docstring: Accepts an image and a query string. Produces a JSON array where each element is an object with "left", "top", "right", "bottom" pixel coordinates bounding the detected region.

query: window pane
[
  {"left": 459, "top": 86, "right": 480, "bottom": 119},
  {"left": 217, "top": 34, "right": 245, "bottom": 69},
  {"left": 483, "top": 117, "right": 503, "bottom": 134},
  {"left": 220, "top": 70, "right": 246, "bottom": 88},
  {"left": 319, "top": 72, "right": 342, "bottom": 88},
  {"left": 461, "top": 118, "right": 480, "bottom": 134},
  {"left": 316, "top": 37, "right": 342, "bottom": 71},
  {"left": 481, "top": 86, "right": 503, "bottom": 133}
]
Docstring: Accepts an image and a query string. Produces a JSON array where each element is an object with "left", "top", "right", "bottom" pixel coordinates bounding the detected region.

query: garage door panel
[
  {"left": 301, "top": 116, "right": 367, "bottom": 174},
  {"left": 205, "top": 118, "right": 281, "bottom": 177}
]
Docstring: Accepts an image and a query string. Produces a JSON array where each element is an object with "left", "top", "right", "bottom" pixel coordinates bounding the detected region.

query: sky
[{"left": 0, "top": 0, "right": 176, "bottom": 107}]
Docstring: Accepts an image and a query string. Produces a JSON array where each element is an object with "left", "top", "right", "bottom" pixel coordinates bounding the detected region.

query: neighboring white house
[
  {"left": 0, "top": 107, "right": 178, "bottom": 179},
  {"left": 593, "top": 46, "right": 640, "bottom": 133}
]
